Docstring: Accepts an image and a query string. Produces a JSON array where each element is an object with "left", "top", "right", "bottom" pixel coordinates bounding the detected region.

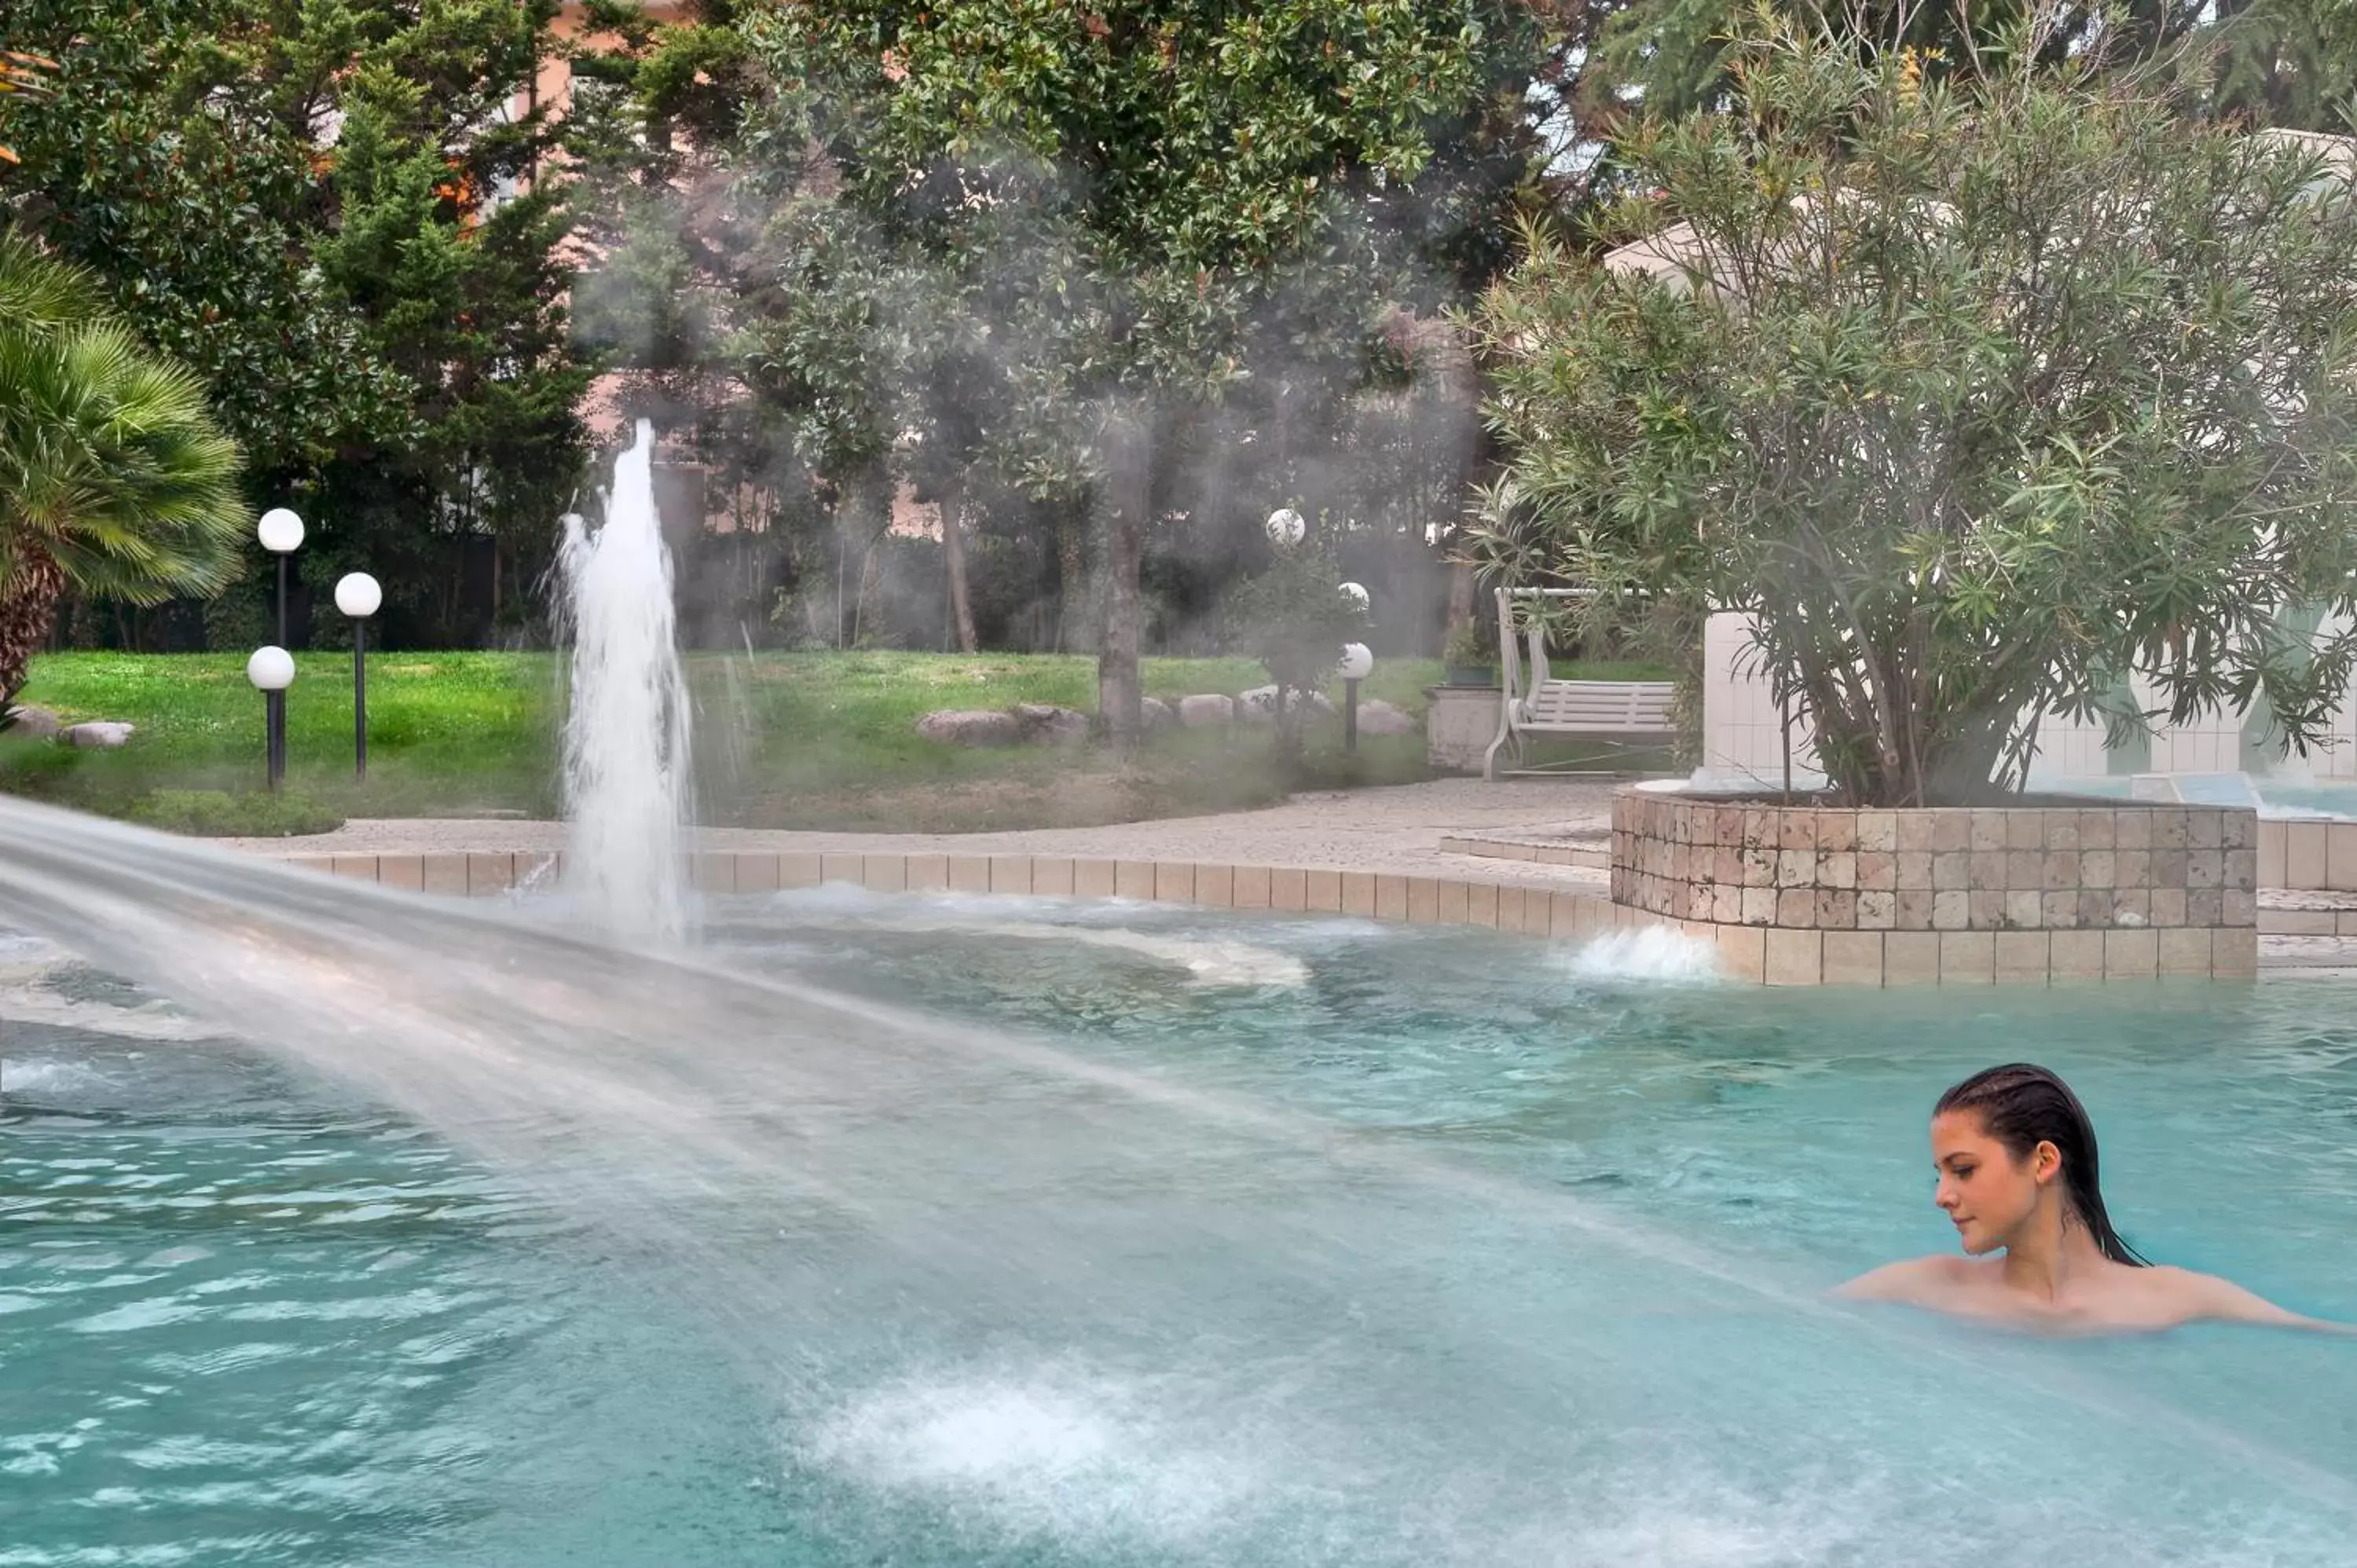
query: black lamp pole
[
  {"left": 1344, "top": 677, "right": 1362, "bottom": 753},
  {"left": 265, "top": 688, "right": 285, "bottom": 789},
  {"left": 353, "top": 617, "right": 368, "bottom": 781},
  {"left": 257, "top": 509, "right": 303, "bottom": 790}
]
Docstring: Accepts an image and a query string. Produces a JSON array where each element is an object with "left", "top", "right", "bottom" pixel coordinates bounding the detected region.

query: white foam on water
[
  {"left": 0, "top": 985, "right": 222, "bottom": 1042},
  {"left": 1563, "top": 926, "right": 1724, "bottom": 984},
  {"left": 992, "top": 923, "right": 1309, "bottom": 987},
  {"left": 0, "top": 1057, "right": 115, "bottom": 1095},
  {"left": 802, "top": 1368, "right": 1263, "bottom": 1548},
  {"left": 753, "top": 890, "right": 1310, "bottom": 986}
]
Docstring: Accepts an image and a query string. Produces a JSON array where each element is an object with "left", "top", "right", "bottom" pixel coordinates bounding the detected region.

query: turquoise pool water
[{"left": 7, "top": 899, "right": 2356, "bottom": 1566}]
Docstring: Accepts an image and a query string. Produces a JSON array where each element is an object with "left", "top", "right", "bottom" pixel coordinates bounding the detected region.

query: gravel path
[{"left": 218, "top": 778, "right": 1623, "bottom": 885}]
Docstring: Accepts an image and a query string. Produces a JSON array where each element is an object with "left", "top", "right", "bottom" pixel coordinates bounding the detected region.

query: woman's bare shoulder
[
  {"left": 1836, "top": 1255, "right": 1983, "bottom": 1303},
  {"left": 2135, "top": 1265, "right": 2347, "bottom": 1332}
]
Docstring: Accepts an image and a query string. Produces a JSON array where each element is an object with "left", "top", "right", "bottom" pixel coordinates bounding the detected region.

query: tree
[
  {"left": 742, "top": 0, "right": 1553, "bottom": 738},
  {"left": 0, "top": 235, "right": 246, "bottom": 702},
  {"left": 1472, "top": 16, "right": 2357, "bottom": 807},
  {"left": 2201, "top": 0, "right": 2357, "bottom": 132},
  {"left": 0, "top": 1, "right": 589, "bottom": 647},
  {"left": 1585, "top": 2, "right": 2207, "bottom": 134},
  {"left": 1226, "top": 533, "right": 1369, "bottom": 765}
]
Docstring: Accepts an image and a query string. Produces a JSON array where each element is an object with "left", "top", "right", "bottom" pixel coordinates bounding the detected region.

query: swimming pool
[
  {"left": 2058, "top": 771, "right": 2357, "bottom": 819},
  {"left": 7, "top": 896, "right": 2355, "bottom": 1566}
]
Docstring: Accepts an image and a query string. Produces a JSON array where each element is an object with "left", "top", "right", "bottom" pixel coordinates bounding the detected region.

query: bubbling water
[{"left": 556, "top": 419, "right": 692, "bottom": 943}]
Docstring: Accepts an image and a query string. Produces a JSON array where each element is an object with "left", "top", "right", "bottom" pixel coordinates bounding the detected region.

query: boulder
[
  {"left": 915, "top": 704, "right": 1092, "bottom": 748},
  {"left": 1138, "top": 695, "right": 1178, "bottom": 732},
  {"left": 915, "top": 709, "right": 1025, "bottom": 747},
  {"left": 1176, "top": 693, "right": 1234, "bottom": 728},
  {"left": 1010, "top": 703, "right": 1091, "bottom": 744},
  {"left": 66, "top": 720, "right": 136, "bottom": 749},
  {"left": 4, "top": 704, "right": 63, "bottom": 740},
  {"left": 1237, "top": 684, "right": 1336, "bottom": 724},
  {"left": 1354, "top": 698, "right": 1419, "bottom": 736}
]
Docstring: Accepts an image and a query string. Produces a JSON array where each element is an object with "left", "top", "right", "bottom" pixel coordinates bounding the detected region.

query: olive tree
[{"left": 1472, "top": 17, "right": 2357, "bottom": 805}]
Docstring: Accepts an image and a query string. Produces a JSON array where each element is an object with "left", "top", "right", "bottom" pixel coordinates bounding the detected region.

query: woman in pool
[{"left": 1841, "top": 1063, "right": 2345, "bottom": 1335}]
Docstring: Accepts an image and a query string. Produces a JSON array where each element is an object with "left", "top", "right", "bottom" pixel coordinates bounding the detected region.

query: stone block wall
[{"left": 1614, "top": 793, "right": 2257, "bottom": 934}]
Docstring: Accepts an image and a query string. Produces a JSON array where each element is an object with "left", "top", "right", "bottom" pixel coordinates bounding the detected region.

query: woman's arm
[{"left": 2172, "top": 1269, "right": 2354, "bottom": 1334}]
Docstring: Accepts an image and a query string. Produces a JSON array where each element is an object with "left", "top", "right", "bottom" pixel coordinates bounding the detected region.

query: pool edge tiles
[{"left": 248, "top": 848, "right": 2305, "bottom": 988}]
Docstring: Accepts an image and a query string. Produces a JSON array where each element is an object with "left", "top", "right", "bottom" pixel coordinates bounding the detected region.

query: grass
[{"left": 2, "top": 650, "right": 1674, "bottom": 835}]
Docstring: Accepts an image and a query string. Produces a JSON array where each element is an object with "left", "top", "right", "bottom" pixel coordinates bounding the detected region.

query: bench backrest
[{"left": 1523, "top": 680, "right": 1675, "bottom": 731}]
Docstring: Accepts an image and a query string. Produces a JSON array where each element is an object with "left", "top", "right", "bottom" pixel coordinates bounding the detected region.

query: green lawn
[{"left": 2, "top": 650, "right": 1672, "bottom": 834}]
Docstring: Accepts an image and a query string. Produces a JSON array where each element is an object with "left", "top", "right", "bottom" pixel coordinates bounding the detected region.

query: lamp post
[
  {"left": 1338, "top": 642, "right": 1373, "bottom": 753},
  {"left": 334, "top": 573, "right": 381, "bottom": 781},
  {"left": 255, "top": 509, "right": 302, "bottom": 779},
  {"left": 247, "top": 646, "right": 295, "bottom": 790},
  {"left": 256, "top": 507, "right": 305, "bottom": 643}
]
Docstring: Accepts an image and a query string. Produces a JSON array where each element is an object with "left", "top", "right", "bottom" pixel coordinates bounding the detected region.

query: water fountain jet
[{"left": 556, "top": 419, "right": 693, "bottom": 942}]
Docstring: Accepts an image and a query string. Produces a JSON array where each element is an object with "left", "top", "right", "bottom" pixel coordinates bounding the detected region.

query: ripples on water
[{"left": 6, "top": 890, "right": 2357, "bottom": 1565}]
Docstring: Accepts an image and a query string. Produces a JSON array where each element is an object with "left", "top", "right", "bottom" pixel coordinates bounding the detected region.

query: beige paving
[{"left": 221, "top": 778, "right": 1622, "bottom": 895}]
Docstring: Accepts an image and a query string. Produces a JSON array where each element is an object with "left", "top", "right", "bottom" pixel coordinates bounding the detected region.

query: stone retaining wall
[
  {"left": 2260, "top": 817, "right": 2357, "bottom": 891},
  {"left": 1611, "top": 790, "right": 2258, "bottom": 983},
  {"left": 277, "top": 841, "right": 2260, "bottom": 986},
  {"left": 280, "top": 848, "right": 1628, "bottom": 937}
]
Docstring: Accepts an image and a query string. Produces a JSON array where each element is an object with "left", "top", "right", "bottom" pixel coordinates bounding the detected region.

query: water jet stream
[{"left": 555, "top": 418, "right": 692, "bottom": 943}]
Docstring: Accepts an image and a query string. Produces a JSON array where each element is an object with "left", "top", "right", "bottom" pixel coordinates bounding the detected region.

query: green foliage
[
  {"left": 1473, "top": 17, "right": 2357, "bottom": 806},
  {"left": 1585, "top": 1, "right": 2203, "bottom": 136},
  {"left": 556, "top": 0, "right": 1552, "bottom": 713},
  {"left": 0, "top": 234, "right": 248, "bottom": 698},
  {"left": 0, "top": 2, "right": 416, "bottom": 464},
  {"left": 0, "top": 0, "right": 590, "bottom": 645},
  {"left": 4, "top": 649, "right": 1450, "bottom": 830},
  {"left": 1226, "top": 536, "right": 1370, "bottom": 707},
  {"left": 2201, "top": 0, "right": 2357, "bottom": 132}
]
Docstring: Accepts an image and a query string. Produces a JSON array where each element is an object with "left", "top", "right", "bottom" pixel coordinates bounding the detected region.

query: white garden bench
[{"left": 1483, "top": 588, "right": 1678, "bottom": 779}]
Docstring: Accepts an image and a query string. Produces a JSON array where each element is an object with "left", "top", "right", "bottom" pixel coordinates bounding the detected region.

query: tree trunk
[
  {"left": 1442, "top": 559, "right": 1476, "bottom": 652},
  {"left": 0, "top": 551, "right": 68, "bottom": 706},
  {"left": 941, "top": 482, "right": 978, "bottom": 654},
  {"left": 1096, "top": 412, "right": 1153, "bottom": 747},
  {"left": 1056, "top": 500, "right": 1091, "bottom": 654}
]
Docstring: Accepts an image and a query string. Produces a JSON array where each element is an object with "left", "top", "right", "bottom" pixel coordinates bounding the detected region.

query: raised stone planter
[
  {"left": 1611, "top": 789, "right": 2258, "bottom": 984},
  {"left": 1425, "top": 684, "right": 1499, "bottom": 771}
]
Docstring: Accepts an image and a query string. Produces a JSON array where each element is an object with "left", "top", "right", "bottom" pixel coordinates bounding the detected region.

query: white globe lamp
[
  {"left": 256, "top": 507, "right": 305, "bottom": 554},
  {"left": 334, "top": 572, "right": 382, "bottom": 619},
  {"left": 1337, "top": 642, "right": 1375, "bottom": 681},
  {"left": 247, "top": 644, "right": 295, "bottom": 790},
  {"left": 1338, "top": 581, "right": 1369, "bottom": 609},
  {"left": 1265, "top": 507, "right": 1305, "bottom": 548},
  {"left": 246, "top": 646, "right": 296, "bottom": 691},
  {"left": 334, "top": 573, "right": 382, "bottom": 780},
  {"left": 255, "top": 507, "right": 304, "bottom": 653}
]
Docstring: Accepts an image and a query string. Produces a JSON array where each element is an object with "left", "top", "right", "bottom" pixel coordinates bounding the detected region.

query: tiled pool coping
[{"left": 273, "top": 848, "right": 2260, "bottom": 987}]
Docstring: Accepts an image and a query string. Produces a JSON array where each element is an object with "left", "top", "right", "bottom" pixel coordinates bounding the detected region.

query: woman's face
[{"left": 1930, "top": 1109, "right": 2054, "bottom": 1255}]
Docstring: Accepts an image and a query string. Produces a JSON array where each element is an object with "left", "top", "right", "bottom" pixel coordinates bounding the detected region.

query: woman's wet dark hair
[{"left": 1936, "top": 1064, "right": 2148, "bottom": 1266}]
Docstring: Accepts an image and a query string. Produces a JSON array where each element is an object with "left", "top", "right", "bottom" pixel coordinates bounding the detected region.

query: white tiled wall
[
  {"left": 2310, "top": 609, "right": 2357, "bottom": 779},
  {"left": 1699, "top": 613, "right": 1825, "bottom": 789},
  {"left": 1704, "top": 610, "right": 2357, "bottom": 788}
]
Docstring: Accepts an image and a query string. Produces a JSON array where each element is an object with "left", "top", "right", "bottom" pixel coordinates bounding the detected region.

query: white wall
[
  {"left": 1701, "top": 610, "right": 2357, "bottom": 787},
  {"left": 1696, "top": 613, "right": 1824, "bottom": 789}
]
